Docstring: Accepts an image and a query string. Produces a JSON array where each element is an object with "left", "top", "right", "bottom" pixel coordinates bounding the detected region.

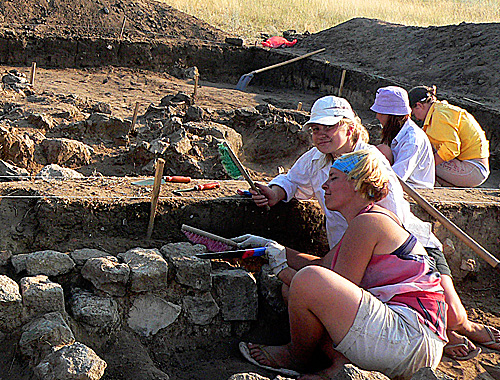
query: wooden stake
[
  {"left": 297, "top": 102, "right": 303, "bottom": 111},
  {"left": 119, "top": 16, "right": 127, "bottom": 40},
  {"left": 398, "top": 176, "right": 500, "bottom": 272},
  {"left": 338, "top": 69, "right": 346, "bottom": 97},
  {"left": 193, "top": 74, "right": 199, "bottom": 101},
  {"left": 29, "top": 62, "right": 36, "bottom": 86},
  {"left": 146, "top": 158, "right": 165, "bottom": 239},
  {"left": 130, "top": 102, "right": 139, "bottom": 131}
]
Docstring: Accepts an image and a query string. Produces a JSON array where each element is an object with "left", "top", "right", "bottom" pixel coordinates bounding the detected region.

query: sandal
[
  {"left": 444, "top": 336, "right": 481, "bottom": 361},
  {"left": 239, "top": 342, "right": 301, "bottom": 377},
  {"left": 478, "top": 325, "right": 500, "bottom": 352}
]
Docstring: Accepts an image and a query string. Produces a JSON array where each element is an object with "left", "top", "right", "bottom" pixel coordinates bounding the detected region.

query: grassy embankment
[{"left": 160, "top": 0, "right": 500, "bottom": 39}]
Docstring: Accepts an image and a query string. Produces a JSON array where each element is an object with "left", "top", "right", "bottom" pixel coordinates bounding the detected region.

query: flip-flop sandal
[
  {"left": 444, "top": 337, "right": 482, "bottom": 361},
  {"left": 239, "top": 342, "right": 301, "bottom": 377},
  {"left": 479, "top": 325, "right": 500, "bottom": 352}
]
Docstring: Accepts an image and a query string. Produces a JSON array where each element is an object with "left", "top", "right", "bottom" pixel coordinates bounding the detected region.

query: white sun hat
[
  {"left": 370, "top": 86, "right": 412, "bottom": 115},
  {"left": 305, "top": 96, "right": 356, "bottom": 126}
]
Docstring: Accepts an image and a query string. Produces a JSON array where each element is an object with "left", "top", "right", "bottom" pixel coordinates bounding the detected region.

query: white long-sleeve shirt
[
  {"left": 269, "top": 140, "right": 442, "bottom": 250},
  {"left": 391, "top": 119, "right": 435, "bottom": 189}
]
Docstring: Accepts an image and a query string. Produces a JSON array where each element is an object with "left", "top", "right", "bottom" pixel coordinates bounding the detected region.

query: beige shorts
[{"left": 335, "top": 290, "right": 445, "bottom": 379}]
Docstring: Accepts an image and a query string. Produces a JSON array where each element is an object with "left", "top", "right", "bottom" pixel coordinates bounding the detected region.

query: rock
[
  {"left": 0, "top": 125, "right": 35, "bottom": 168},
  {"left": 27, "top": 113, "right": 54, "bottom": 130},
  {"left": 85, "top": 113, "right": 132, "bottom": 145},
  {"left": 0, "top": 249, "right": 12, "bottom": 266},
  {"left": 69, "top": 289, "right": 119, "bottom": 333},
  {"left": 0, "top": 159, "right": 30, "bottom": 181},
  {"left": 0, "top": 275, "right": 23, "bottom": 331},
  {"left": 19, "top": 311, "right": 75, "bottom": 365},
  {"left": 40, "top": 138, "right": 93, "bottom": 168},
  {"left": 70, "top": 248, "right": 113, "bottom": 267},
  {"left": 127, "top": 294, "right": 181, "bottom": 337},
  {"left": 168, "top": 128, "right": 192, "bottom": 155},
  {"left": 258, "top": 265, "right": 287, "bottom": 314},
  {"left": 228, "top": 373, "right": 268, "bottom": 380},
  {"left": 34, "top": 341, "right": 107, "bottom": 380},
  {"left": 35, "top": 164, "right": 84, "bottom": 179},
  {"left": 161, "top": 115, "right": 183, "bottom": 136},
  {"left": 91, "top": 102, "right": 112, "bottom": 114},
  {"left": 183, "top": 66, "right": 199, "bottom": 79},
  {"left": 81, "top": 257, "right": 130, "bottom": 296},
  {"left": 11, "top": 253, "right": 28, "bottom": 273},
  {"left": 410, "top": 367, "right": 453, "bottom": 379},
  {"left": 117, "top": 247, "right": 168, "bottom": 293},
  {"left": 25, "top": 250, "right": 75, "bottom": 276},
  {"left": 20, "top": 275, "right": 65, "bottom": 320},
  {"left": 161, "top": 242, "right": 211, "bottom": 290},
  {"left": 212, "top": 269, "right": 258, "bottom": 321},
  {"left": 182, "top": 292, "right": 220, "bottom": 325},
  {"left": 186, "top": 105, "right": 204, "bottom": 121},
  {"left": 225, "top": 37, "right": 244, "bottom": 47}
]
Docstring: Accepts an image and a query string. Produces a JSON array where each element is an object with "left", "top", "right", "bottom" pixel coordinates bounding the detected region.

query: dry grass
[{"left": 159, "top": 0, "right": 500, "bottom": 38}]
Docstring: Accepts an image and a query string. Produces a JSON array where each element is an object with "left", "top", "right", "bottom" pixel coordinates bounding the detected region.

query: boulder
[
  {"left": 117, "top": 247, "right": 168, "bottom": 293},
  {"left": 81, "top": 257, "right": 130, "bottom": 296},
  {"left": 40, "top": 138, "right": 93, "bottom": 167},
  {"left": 25, "top": 250, "right": 75, "bottom": 276},
  {"left": 69, "top": 289, "right": 119, "bottom": 333},
  {"left": 0, "top": 275, "right": 23, "bottom": 331},
  {"left": 11, "top": 253, "right": 28, "bottom": 273},
  {"left": 19, "top": 311, "right": 75, "bottom": 365},
  {"left": 34, "top": 342, "right": 107, "bottom": 380},
  {"left": 160, "top": 242, "right": 211, "bottom": 290},
  {"left": 0, "top": 125, "right": 35, "bottom": 167},
  {"left": 70, "top": 248, "right": 113, "bottom": 267},
  {"left": 35, "top": 164, "right": 84, "bottom": 179},
  {"left": 20, "top": 275, "right": 65, "bottom": 320},
  {"left": 85, "top": 113, "right": 132, "bottom": 144},
  {"left": 182, "top": 292, "right": 220, "bottom": 325},
  {"left": 127, "top": 294, "right": 181, "bottom": 337},
  {"left": 212, "top": 269, "right": 258, "bottom": 321},
  {"left": 0, "top": 159, "right": 30, "bottom": 181},
  {"left": 27, "top": 113, "right": 54, "bottom": 130}
]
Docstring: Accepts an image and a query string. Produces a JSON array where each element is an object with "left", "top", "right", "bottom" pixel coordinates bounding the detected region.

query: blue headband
[{"left": 331, "top": 154, "right": 363, "bottom": 174}]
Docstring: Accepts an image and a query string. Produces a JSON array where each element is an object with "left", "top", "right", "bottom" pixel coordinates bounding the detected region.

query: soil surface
[{"left": 1, "top": 1, "right": 500, "bottom": 380}]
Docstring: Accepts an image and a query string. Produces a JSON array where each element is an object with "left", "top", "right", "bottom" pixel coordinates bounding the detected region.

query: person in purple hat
[{"left": 371, "top": 86, "right": 435, "bottom": 189}]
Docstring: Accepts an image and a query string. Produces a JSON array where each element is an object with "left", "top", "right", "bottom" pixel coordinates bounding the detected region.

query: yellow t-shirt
[{"left": 423, "top": 101, "right": 489, "bottom": 162}]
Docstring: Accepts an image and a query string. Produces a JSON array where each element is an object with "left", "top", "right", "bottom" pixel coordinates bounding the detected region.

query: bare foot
[
  {"left": 462, "top": 324, "right": 500, "bottom": 351},
  {"left": 248, "top": 343, "right": 298, "bottom": 370},
  {"left": 444, "top": 330, "right": 480, "bottom": 360}
]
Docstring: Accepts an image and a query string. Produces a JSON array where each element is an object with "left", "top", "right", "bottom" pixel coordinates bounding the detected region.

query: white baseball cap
[
  {"left": 305, "top": 96, "right": 356, "bottom": 127},
  {"left": 370, "top": 86, "right": 412, "bottom": 115}
]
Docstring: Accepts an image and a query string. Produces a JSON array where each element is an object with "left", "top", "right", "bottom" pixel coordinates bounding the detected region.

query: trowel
[{"left": 132, "top": 176, "right": 191, "bottom": 186}]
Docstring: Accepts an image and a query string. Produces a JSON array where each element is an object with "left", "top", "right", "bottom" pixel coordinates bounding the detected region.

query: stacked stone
[{"left": 0, "top": 242, "right": 263, "bottom": 380}]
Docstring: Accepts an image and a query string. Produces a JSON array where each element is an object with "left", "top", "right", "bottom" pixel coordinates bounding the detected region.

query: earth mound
[
  {"left": 0, "top": 0, "right": 229, "bottom": 41},
  {"left": 299, "top": 17, "right": 500, "bottom": 109}
]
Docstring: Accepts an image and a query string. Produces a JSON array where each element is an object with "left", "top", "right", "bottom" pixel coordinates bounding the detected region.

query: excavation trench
[{"left": 1, "top": 33, "right": 500, "bottom": 380}]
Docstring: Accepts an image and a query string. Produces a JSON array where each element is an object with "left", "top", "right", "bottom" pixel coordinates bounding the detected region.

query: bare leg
[
  {"left": 441, "top": 275, "right": 500, "bottom": 350},
  {"left": 248, "top": 266, "right": 362, "bottom": 372}
]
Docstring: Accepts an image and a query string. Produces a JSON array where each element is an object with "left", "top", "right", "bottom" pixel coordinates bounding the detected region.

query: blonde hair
[
  {"left": 335, "top": 149, "right": 389, "bottom": 202},
  {"left": 338, "top": 116, "right": 369, "bottom": 145}
]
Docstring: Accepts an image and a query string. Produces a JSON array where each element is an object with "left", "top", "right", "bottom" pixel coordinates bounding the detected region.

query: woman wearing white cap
[
  {"left": 242, "top": 95, "right": 499, "bottom": 361},
  {"left": 371, "top": 86, "right": 435, "bottom": 189}
]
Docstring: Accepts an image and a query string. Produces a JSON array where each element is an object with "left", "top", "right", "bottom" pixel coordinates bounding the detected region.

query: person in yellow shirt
[{"left": 408, "top": 85, "right": 489, "bottom": 187}]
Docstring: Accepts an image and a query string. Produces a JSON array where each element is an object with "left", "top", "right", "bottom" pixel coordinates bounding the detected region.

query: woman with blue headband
[{"left": 239, "top": 149, "right": 447, "bottom": 379}]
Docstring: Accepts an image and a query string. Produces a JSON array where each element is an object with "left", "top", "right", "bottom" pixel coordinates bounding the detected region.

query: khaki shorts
[{"left": 335, "top": 290, "right": 445, "bottom": 380}]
